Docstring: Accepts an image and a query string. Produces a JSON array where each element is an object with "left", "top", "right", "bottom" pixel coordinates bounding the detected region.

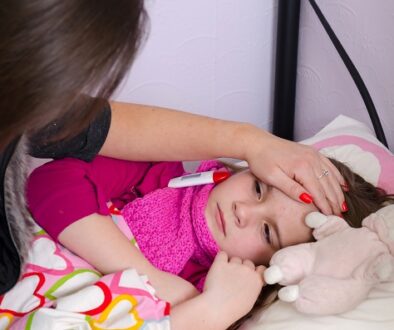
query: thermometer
[{"left": 168, "top": 170, "right": 230, "bottom": 188}]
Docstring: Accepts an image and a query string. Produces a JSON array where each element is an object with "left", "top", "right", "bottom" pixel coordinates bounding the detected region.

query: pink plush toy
[{"left": 264, "top": 205, "right": 394, "bottom": 315}]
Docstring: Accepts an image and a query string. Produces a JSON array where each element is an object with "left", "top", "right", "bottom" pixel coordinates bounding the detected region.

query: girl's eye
[
  {"left": 263, "top": 223, "right": 271, "bottom": 245},
  {"left": 255, "top": 180, "right": 262, "bottom": 200}
]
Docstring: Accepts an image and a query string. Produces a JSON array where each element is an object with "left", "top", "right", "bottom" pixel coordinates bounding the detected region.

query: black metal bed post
[{"left": 272, "top": 0, "right": 301, "bottom": 140}]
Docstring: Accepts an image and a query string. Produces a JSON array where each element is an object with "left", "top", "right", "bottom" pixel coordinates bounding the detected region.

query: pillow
[
  {"left": 242, "top": 115, "right": 394, "bottom": 330},
  {"left": 302, "top": 115, "right": 394, "bottom": 194}
]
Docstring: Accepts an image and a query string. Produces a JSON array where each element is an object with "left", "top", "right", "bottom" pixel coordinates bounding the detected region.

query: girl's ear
[
  {"left": 219, "top": 160, "right": 249, "bottom": 173},
  {"left": 234, "top": 160, "right": 249, "bottom": 168}
]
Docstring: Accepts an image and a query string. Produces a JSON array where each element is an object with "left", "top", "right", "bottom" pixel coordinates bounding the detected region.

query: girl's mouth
[{"left": 216, "top": 203, "right": 226, "bottom": 236}]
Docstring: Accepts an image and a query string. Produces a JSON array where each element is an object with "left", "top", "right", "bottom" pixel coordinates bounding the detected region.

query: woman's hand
[
  {"left": 202, "top": 251, "right": 265, "bottom": 328},
  {"left": 243, "top": 126, "right": 346, "bottom": 216}
]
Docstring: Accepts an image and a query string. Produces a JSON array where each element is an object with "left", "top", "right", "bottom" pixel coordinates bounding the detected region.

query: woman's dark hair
[
  {"left": 0, "top": 0, "right": 147, "bottom": 150},
  {"left": 226, "top": 158, "right": 394, "bottom": 329}
]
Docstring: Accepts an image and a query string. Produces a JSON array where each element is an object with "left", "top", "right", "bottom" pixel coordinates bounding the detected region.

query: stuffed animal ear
[
  {"left": 305, "top": 212, "right": 328, "bottom": 229},
  {"left": 305, "top": 212, "right": 350, "bottom": 241}
]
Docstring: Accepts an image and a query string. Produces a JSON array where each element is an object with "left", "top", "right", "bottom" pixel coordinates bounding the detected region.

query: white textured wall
[
  {"left": 113, "top": 1, "right": 394, "bottom": 150},
  {"left": 295, "top": 0, "right": 394, "bottom": 150},
  {"left": 113, "top": 0, "right": 277, "bottom": 131}
]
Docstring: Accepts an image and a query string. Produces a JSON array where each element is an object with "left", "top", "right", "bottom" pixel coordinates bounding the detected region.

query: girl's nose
[{"left": 233, "top": 201, "right": 257, "bottom": 228}]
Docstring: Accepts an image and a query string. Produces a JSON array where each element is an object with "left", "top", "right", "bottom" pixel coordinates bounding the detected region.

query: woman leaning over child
[{"left": 26, "top": 155, "right": 394, "bottom": 329}]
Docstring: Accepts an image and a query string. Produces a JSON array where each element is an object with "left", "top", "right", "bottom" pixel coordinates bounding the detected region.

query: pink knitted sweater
[{"left": 121, "top": 161, "right": 221, "bottom": 288}]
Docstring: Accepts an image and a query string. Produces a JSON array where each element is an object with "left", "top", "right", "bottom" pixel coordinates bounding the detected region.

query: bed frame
[{"left": 272, "top": 0, "right": 300, "bottom": 141}]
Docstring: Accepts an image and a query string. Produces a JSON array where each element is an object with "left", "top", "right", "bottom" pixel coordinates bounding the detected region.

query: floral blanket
[{"left": 0, "top": 205, "right": 170, "bottom": 330}]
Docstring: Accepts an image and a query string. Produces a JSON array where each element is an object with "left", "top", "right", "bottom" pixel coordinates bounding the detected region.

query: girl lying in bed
[{"left": 26, "top": 156, "right": 394, "bottom": 329}]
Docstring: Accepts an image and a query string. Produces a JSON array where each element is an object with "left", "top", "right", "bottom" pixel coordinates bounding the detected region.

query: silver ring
[{"left": 317, "top": 169, "right": 329, "bottom": 179}]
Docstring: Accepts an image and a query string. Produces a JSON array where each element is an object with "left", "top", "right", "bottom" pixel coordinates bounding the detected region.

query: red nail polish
[
  {"left": 341, "top": 183, "right": 349, "bottom": 192},
  {"left": 342, "top": 201, "right": 348, "bottom": 212},
  {"left": 299, "top": 193, "right": 313, "bottom": 204}
]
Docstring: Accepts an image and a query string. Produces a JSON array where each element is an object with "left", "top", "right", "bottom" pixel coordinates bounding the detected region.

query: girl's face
[{"left": 205, "top": 169, "right": 317, "bottom": 266}]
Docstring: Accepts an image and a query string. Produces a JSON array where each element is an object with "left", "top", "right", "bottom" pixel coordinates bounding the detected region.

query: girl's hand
[
  {"left": 244, "top": 127, "right": 346, "bottom": 216},
  {"left": 202, "top": 251, "right": 265, "bottom": 326}
]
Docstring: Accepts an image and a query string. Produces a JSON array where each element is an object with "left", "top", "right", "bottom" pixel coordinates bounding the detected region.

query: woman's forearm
[
  {"left": 101, "top": 101, "right": 347, "bottom": 217},
  {"left": 100, "top": 101, "right": 268, "bottom": 162}
]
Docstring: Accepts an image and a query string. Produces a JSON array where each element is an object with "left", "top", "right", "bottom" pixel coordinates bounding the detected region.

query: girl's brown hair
[
  {"left": 0, "top": 0, "right": 147, "bottom": 150},
  {"left": 227, "top": 158, "right": 394, "bottom": 329},
  {"left": 330, "top": 158, "right": 394, "bottom": 228}
]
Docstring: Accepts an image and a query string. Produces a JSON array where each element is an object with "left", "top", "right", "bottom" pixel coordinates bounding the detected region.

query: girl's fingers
[
  {"left": 256, "top": 265, "right": 266, "bottom": 276},
  {"left": 230, "top": 257, "right": 242, "bottom": 264},
  {"left": 215, "top": 251, "right": 228, "bottom": 262},
  {"left": 242, "top": 259, "right": 255, "bottom": 269}
]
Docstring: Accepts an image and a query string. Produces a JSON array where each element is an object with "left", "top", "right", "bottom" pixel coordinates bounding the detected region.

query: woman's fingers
[
  {"left": 249, "top": 138, "right": 346, "bottom": 215},
  {"left": 267, "top": 168, "right": 333, "bottom": 215},
  {"left": 314, "top": 173, "right": 341, "bottom": 215},
  {"left": 320, "top": 156, "right": 346, "bottom": 214},
  {"left": 321, "top": 155, "right": 344, "bottom": 186},
  {"left": 244, "top": 129, "right": 348, "bottom": 215},
  {"left": 304, "top": 161, "right": 344, "bottom": 216}
]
